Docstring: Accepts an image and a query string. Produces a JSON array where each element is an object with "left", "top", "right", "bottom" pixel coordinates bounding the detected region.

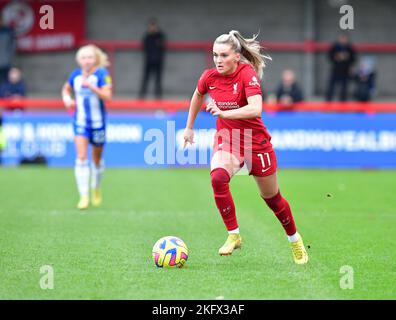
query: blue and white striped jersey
[{"left": 68, "top": 67, "right": 111, "bottom": 129}]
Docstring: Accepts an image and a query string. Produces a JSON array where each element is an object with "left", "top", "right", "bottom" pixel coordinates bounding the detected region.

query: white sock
[
  {"left": 75, "top": 159, "right": 89, "bottom": 197},
  {"left": 288, "top": 232, "right": 300, "bottom": 243},
  {"left": 228, "top": 228, "right": 240, "bottom": 234},
  {"left": 91, "top": 160, "right": 105, "bottom": 190}
]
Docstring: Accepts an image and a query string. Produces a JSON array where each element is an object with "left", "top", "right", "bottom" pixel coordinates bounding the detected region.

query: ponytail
[{"left": 215, "top": 30, "right": 271, "bottom": 79}]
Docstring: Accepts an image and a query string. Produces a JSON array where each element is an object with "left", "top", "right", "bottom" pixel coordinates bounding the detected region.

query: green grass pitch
[{"left": 0, "top": 167, "right": 395, "bottom": 299}]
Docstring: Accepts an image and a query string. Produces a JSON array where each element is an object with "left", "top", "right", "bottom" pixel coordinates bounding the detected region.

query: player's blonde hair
[
  {"left": 214, "top": 30, "right": 271, "bottom": 79},
  {"left": 76, "top": 44, "right": 110, "bottom": 68}
]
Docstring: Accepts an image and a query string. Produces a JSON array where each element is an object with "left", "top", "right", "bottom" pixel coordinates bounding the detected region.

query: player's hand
[
  {"left": 183, "top": 128, "right": 194, "bottom": 149},
  {"left": 206, "top": 100, "right": 224, "bottom": 118},
  {"left": 62, "top": 94, "right": 75, "bottom": 109}
]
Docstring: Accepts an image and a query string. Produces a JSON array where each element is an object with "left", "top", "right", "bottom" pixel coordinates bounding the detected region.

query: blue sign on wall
[
  {"left": 1, "top": 111, "right": 396, "bottom": 168},
  {"left": 263, "top": 112, "right": 396, "bottom": 168}
]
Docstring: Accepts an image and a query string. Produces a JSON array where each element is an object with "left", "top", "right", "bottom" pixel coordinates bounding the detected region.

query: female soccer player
[
  {"left": 183, "top": 31, "right": 308, "bottom": 264},
  {"left": 61, "top": 44, "right": 112, "bottom": 209}
]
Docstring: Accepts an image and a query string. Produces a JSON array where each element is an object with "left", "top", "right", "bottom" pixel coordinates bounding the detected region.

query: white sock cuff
[
  {"left": 228, "top": 228, "right": 240, "bottom": 234},
  {"left": 288, "top": 232, "right": 300, "bottom": 243},
  {"left": 92, "top": 159, "right": 105, "bottom": 169},
  {"left": 76, "top": 158, "right": 89, "bottom": 167}
]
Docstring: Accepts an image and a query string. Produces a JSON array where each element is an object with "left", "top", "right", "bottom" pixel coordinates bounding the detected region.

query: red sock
[
  {"left": 210, "top": 168, "right": 238, "bottom": 231},
  {"left": 263, "top": 191, "right": 297, "bottom": 236}
]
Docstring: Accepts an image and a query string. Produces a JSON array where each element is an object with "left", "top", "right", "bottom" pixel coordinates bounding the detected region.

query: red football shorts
[{"left": 213, "top": 141, "right": 277, "bottom": 177}]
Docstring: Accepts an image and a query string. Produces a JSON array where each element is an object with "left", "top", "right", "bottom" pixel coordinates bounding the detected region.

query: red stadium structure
[{"left": 1, "top": 98, "right": 395, "bottom": 114}]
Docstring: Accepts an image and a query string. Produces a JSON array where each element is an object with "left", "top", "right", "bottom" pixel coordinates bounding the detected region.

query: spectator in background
[
  {"left": 139, "top": 18, "right": 166, "bottom": 99},
  {"left": 326, "top": 33, "right": 356, "bottom": 101},
  {"left": 0, "top": 67, "right": 26, "bottom": 111},
  {"left": 275, "top": 69, "right": 303, "bottom": 110},
  {"left": 0, "top": 16, "right": 16, "bottom": 86},
  {"left": 353, "top": 56, "right": 376, "bottom": 102}
]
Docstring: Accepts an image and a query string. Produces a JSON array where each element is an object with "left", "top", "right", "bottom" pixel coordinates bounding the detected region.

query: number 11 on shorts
[{"left": 258, "top": 153, "right": 271, "bottom": 172}]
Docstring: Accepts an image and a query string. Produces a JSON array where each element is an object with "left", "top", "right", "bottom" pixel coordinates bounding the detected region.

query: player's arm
[
  {"left": 83, "top": 80, "right": 113, "bottom": 101},
  {"left": 206, "top": 94, "right": 262, "bottom": 120},
  {"left": 61, "top": 82, "right": 75, "bottom": 108},
  {"left": 183, "top": 88, "right": 205, "bottom": 148},
  {"left": 186, "top": 88, "right": 204, "bottom": 129},
  {"left": 89, "top": 84, "right": 112, "bottom": 101}
]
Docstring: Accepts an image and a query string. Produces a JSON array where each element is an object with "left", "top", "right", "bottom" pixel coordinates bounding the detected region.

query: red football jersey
[{"left": 197, "top": 63, "right": 272, "bottom": 151}]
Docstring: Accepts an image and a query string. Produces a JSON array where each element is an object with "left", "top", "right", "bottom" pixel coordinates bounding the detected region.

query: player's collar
[
  {"left": 82, "top": 67, "right": 99, "bottom": 77},
  {"left": 219, "top": 63, "right": 244, "bottom": 78}
]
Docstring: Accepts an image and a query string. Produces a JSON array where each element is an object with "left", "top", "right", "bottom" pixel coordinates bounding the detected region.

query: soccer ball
[{"left": 152, "top": 236, "right": 189, "bottom": 268}]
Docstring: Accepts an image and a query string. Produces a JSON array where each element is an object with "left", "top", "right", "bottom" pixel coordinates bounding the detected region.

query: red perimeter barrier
[{"left": 1, "top": 98, "right": 396, "bottom": 113}]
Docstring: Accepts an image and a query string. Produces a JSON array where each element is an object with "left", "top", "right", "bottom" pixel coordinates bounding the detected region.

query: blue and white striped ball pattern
[{"left": 152, "top": 236, "right": 189, "bottom": 268}]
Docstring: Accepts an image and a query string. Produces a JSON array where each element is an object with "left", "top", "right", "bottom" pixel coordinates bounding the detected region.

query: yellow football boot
[
  {"left": 218, "top": 234, "right": 242, "bottom": 256},
  {"left": 77, "top": 196, "right": 89, "bottom": 210},
  {"left": 91, "top": 188, "right": 102, "bottom": 207},
  {"left": 290, "top": 233, "right": 309, "bottom": 265}
]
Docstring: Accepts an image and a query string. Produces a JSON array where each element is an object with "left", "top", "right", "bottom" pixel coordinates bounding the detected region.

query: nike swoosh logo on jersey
[
  {"left": 209, "top": 86, "right": 216, "bottom": 89},
  {"left": 262, "top": 166, "right": 272, "bottom": 173}
]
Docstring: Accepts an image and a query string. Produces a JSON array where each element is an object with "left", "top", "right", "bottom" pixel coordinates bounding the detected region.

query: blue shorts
[{"left": 74, "top": 125, "right": 106, "bottom": 146}]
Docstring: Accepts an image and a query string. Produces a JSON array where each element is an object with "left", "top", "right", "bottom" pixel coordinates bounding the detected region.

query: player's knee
[
  {"left": 210, "top": 168, "right": 230, "bottom": 191},
  {"left": 76, "top": 153, "right": 88, "bottom": 161},
  {"left": 260, "top": 189, "right": 277, "bottom": 200}
]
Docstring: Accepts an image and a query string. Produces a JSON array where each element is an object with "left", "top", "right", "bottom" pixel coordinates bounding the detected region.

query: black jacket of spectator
[
  {"left": 139, "top": 28, "right": 166, "bottom": 99},
  {"left": 143, "top": 31, "right": 166, "bottom": 63},
  {"left": 0, "top": 24, "right": 16, "bottom": 84},
  {"left": 328, "top": 42, "right": 356, "bottom": 77},
  {"left": 0, "top": 79, "right": 26, "bottom": 98},
  {"left": 354, "top": 71, "right": 376, "bottom": 102},
  {"left": 276, "top": 83, "right": 304, "bottom": 103}
]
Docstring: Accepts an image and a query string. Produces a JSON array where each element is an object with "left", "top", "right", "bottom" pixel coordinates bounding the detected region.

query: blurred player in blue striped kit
[{"left": 61, "top": 44, "right": 112, "bottom": 209}]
